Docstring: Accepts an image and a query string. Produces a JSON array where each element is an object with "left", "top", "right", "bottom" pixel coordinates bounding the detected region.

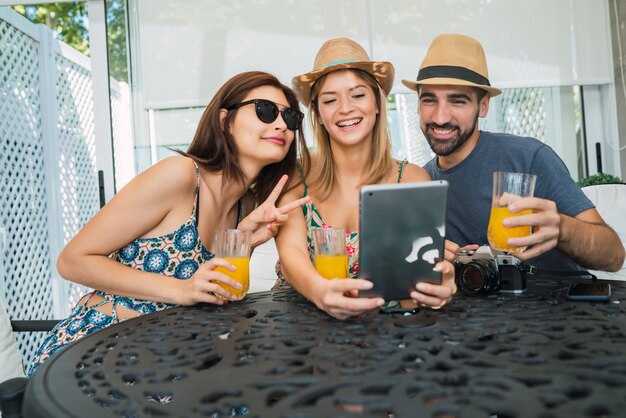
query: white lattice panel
[
  {"left": 393, "top": 89, "right": 549, "bottom": 169},
  {"left": 395, "top": 93, "right": 433, "bottom": 167},
  {"left": 0, "top": 18, "right": 53, "bottom": 366},
  {"left": 54, "top": 54, "right": 99, "bottom": 308},
  {"left": 497, "top": 87, "right": 547, "bottom": 141},
  {"left": 0, "top": 9, "right": 117, "bottom": 367}
]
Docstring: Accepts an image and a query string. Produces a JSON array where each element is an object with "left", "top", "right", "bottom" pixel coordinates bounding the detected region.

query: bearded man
[{"left": 403, "top": 34, "right": 625, "bottom": 273}]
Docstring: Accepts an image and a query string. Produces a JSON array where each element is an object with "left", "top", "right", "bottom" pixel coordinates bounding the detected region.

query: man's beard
[{"left": 423, "top": 112, "right": 479, "bottom": 157}]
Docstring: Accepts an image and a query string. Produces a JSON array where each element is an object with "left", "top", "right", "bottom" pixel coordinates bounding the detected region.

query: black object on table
[
  {"left": 0, "top": 319, "right": 59, "bottom": 417},
  {"left": 24, "top": 280, "right": 626, "bottom": 418}
]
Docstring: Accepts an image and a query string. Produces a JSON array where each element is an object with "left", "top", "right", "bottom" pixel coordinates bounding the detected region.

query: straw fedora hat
[
  {"left": 292, "top": 37, "right": 395, "bottom": 106},
  {"left": 402, "top": 34, "right": 501, "bottom": 97}
]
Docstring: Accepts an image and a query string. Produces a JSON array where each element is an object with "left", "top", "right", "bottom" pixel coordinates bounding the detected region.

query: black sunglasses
[{"left": 227, "top": 99, "right": 304, "bottom": 131}]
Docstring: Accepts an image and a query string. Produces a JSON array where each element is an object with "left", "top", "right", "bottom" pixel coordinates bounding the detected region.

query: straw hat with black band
[
  {"left": 292, "top": 37, "right": 395, "bottom": 106},
  {"left": 402, "top": 34, "right": 501, "bottom": 97}
]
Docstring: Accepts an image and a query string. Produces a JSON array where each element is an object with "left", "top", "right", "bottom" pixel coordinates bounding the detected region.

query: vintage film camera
[{"left": 455, "top": 246, "right": 528, "bottom": 295}]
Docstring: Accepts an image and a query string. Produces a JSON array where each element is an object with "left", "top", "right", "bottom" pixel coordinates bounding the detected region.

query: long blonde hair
[{"left": 308, "top": 69, "right": 393, "bottom": 201}]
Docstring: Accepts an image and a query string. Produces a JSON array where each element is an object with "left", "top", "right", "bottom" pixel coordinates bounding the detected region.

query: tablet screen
[{"left": 359, "top": 181, "right": 448, "bottom": 300}]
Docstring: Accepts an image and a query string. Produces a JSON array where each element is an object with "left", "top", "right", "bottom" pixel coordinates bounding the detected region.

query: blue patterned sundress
[{"left": 27, "top": 162, "right": 234, "bottom": 377}]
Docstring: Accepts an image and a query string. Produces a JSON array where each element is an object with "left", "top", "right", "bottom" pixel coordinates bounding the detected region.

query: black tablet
[{"left": 358, "top": 181, "right": 448, "bottom": 300}]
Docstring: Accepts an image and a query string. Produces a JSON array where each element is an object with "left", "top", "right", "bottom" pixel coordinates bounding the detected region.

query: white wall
[
  {"left": 127, "top": 0, "right": 617, "bottom": 177},
  {"left": 131, "top": 0, "right": 612, "bottom": 108}
]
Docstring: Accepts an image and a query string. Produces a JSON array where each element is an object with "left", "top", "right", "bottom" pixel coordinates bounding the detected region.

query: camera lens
[{"left": 456, "top": 260, "right": 499, "bottom": 295}]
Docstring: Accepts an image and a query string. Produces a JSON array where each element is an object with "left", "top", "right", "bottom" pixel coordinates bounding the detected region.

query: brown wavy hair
[{"left": 177, "top": 71, "right": 310, "bottom": 204}]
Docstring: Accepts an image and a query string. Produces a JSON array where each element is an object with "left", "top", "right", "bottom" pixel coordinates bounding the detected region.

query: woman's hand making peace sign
[{"left": 237, "top": 175, "right": 310, "bottom": 248}]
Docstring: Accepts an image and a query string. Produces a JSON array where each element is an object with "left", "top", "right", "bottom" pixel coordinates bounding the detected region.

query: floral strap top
[
  {"left": 28, "top": 160, "right": 243, "bottom": 377},
  {"left": 273, "top": 160, "right": 407, "bottom": 290}
]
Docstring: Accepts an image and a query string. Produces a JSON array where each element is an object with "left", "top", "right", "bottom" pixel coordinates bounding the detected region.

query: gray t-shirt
[{"left": 423, "top": 131, "right": 593, "bottom": 272}]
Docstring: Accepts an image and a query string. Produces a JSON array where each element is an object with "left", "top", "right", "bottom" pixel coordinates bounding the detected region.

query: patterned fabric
[
  {"left": 27, "top": 162, "right": 214, "bottom": 377},
  {"left": 273, "top": 160, "right": 407, "bottom": 290},
  {"left": 273, "top": 202, "right": 360, "bottom": 290}
]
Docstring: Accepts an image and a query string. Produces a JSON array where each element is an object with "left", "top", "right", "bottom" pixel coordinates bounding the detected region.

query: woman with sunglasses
[
  {"left": 273, "top": 38, "right": 456, "bottom": 320},
  {"left": 28, "top": 71, "right": 310, "bottom": 376}
]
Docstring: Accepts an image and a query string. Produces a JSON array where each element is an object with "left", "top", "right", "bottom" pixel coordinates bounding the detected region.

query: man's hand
[
  {"left": 444, "top": 240, "right": 479, "bottom": 263},
  {"left": 503, "top": 197, "right": 560, "bottom": 261},
  {"left": 503, "top": 197, "right": 625, "bottom": 271}
]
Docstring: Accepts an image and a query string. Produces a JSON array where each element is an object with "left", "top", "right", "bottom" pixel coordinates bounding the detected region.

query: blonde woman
[{"left": 274, "top": 38, "right": 456, "bottom": 320}]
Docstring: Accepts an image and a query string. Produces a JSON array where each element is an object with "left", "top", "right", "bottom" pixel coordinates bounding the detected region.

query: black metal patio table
[{"left": 24, "top": 280, "right": 626, "bottom": 418}]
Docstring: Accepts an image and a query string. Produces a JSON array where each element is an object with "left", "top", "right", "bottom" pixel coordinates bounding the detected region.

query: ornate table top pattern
[{"left": 25, "top": 281, "right": 626, "bottom": 418}]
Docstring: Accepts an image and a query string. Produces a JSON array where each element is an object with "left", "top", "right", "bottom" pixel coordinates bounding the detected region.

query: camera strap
[{"left": 519, "top": 263, "right": 536, "bottom": 276}]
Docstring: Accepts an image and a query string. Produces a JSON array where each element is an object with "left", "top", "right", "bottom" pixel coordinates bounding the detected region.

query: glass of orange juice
[
  {"left": 311, "top": 228, "right": 348, "bottom": 280},
  {"left": 213, "top": 229, "right": 251, "bottom": 300},
  {"left": 487, "top": 171, "right": 537, "bottom": 253}
]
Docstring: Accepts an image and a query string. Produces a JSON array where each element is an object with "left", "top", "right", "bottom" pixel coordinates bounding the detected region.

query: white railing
[{"left": 0, "top": 7, "right": 133, "bottom": 366}]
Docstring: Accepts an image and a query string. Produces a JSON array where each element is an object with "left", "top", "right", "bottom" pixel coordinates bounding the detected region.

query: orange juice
[
  {"left": 487, "top": 207, "right": 532, "bottom": 252},
  {"left": 214, "top": 257, "right": 249, "bottom": 300},
  {"left": 314, "top": 255, "right": 348, "bottom": 280}
]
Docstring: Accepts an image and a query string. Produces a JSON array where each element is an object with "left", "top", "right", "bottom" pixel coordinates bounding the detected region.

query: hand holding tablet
[{"left": 359, "top": 181, "right": 449, "bottom": 300}]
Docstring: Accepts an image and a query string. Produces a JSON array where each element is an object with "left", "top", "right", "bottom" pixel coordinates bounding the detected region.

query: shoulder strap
[
  {"left": 191, "top": 160, "right": 201, "bottom": 225},
  {"left": 296, "top": 161, "right": 308, "bottom": 197},
  {"left": 236, "top": 199, "right": 243, "bottom": 227},
  {"left": 396, "top": 159, "right": 407, "bottom": 183}
]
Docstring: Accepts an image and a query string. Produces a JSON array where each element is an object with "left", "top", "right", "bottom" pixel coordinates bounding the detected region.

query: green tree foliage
[
  {"left": 13, "top": 2, "right": 89, "bottom": 54},
  {"left": 12, "top": 0, "right": 128, "bottom": 82},
  {"left": 106, "top": 0, "right": 128, "bottom": 82}
]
